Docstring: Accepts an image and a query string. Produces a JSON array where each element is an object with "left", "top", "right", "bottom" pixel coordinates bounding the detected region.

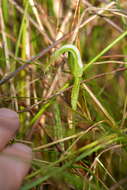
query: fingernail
[{"left": 12, "top": 143, "right": 32, "bottom": 154}]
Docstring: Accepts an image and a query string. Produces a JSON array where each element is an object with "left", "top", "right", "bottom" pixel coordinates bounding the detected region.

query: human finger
[
  {"left": 0, "top": 108, "right": 19, "bottom": 150},
  {"left": 0, "top": 143, "right": 32, "bottom": 190}
]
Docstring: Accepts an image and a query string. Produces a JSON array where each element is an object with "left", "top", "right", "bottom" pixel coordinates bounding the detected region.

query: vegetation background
[{"left": 0, "top": 0, "right": 127, "bottom": 189}]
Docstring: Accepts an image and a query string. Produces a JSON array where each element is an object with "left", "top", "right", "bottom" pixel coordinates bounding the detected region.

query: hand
[{"left": 0, "top": 108, "right": 32, "bottom": 190}]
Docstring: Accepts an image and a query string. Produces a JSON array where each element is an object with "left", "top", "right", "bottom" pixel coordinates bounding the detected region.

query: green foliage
[{"left": 1, "top": 0, "right": 127, "bottom": 189}]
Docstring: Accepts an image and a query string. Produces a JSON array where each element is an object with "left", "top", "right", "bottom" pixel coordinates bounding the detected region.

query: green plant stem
[
  {"left": 83, "top": 29, "right": 127, "bottom": 72},
  {"left": 52, "top": 44, "right": 83, "bottom": 110}
]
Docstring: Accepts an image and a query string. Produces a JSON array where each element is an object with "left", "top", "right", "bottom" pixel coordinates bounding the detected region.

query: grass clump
[{"left": 1, "top": 0, "right": 127, "bottom": 189}]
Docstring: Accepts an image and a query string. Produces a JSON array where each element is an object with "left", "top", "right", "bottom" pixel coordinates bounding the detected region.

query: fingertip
[
  {"left": 0, "top": 143, "right": 32, "bottom": 190},
  {"left": 0, "top": 108, "right": 19, "bottom": 150},
  {"left": 12, "top": 143, "right": 32, "bottom": 154},
  {"left": 0, "top": 108, "right": 19, "bottom": 119}
]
